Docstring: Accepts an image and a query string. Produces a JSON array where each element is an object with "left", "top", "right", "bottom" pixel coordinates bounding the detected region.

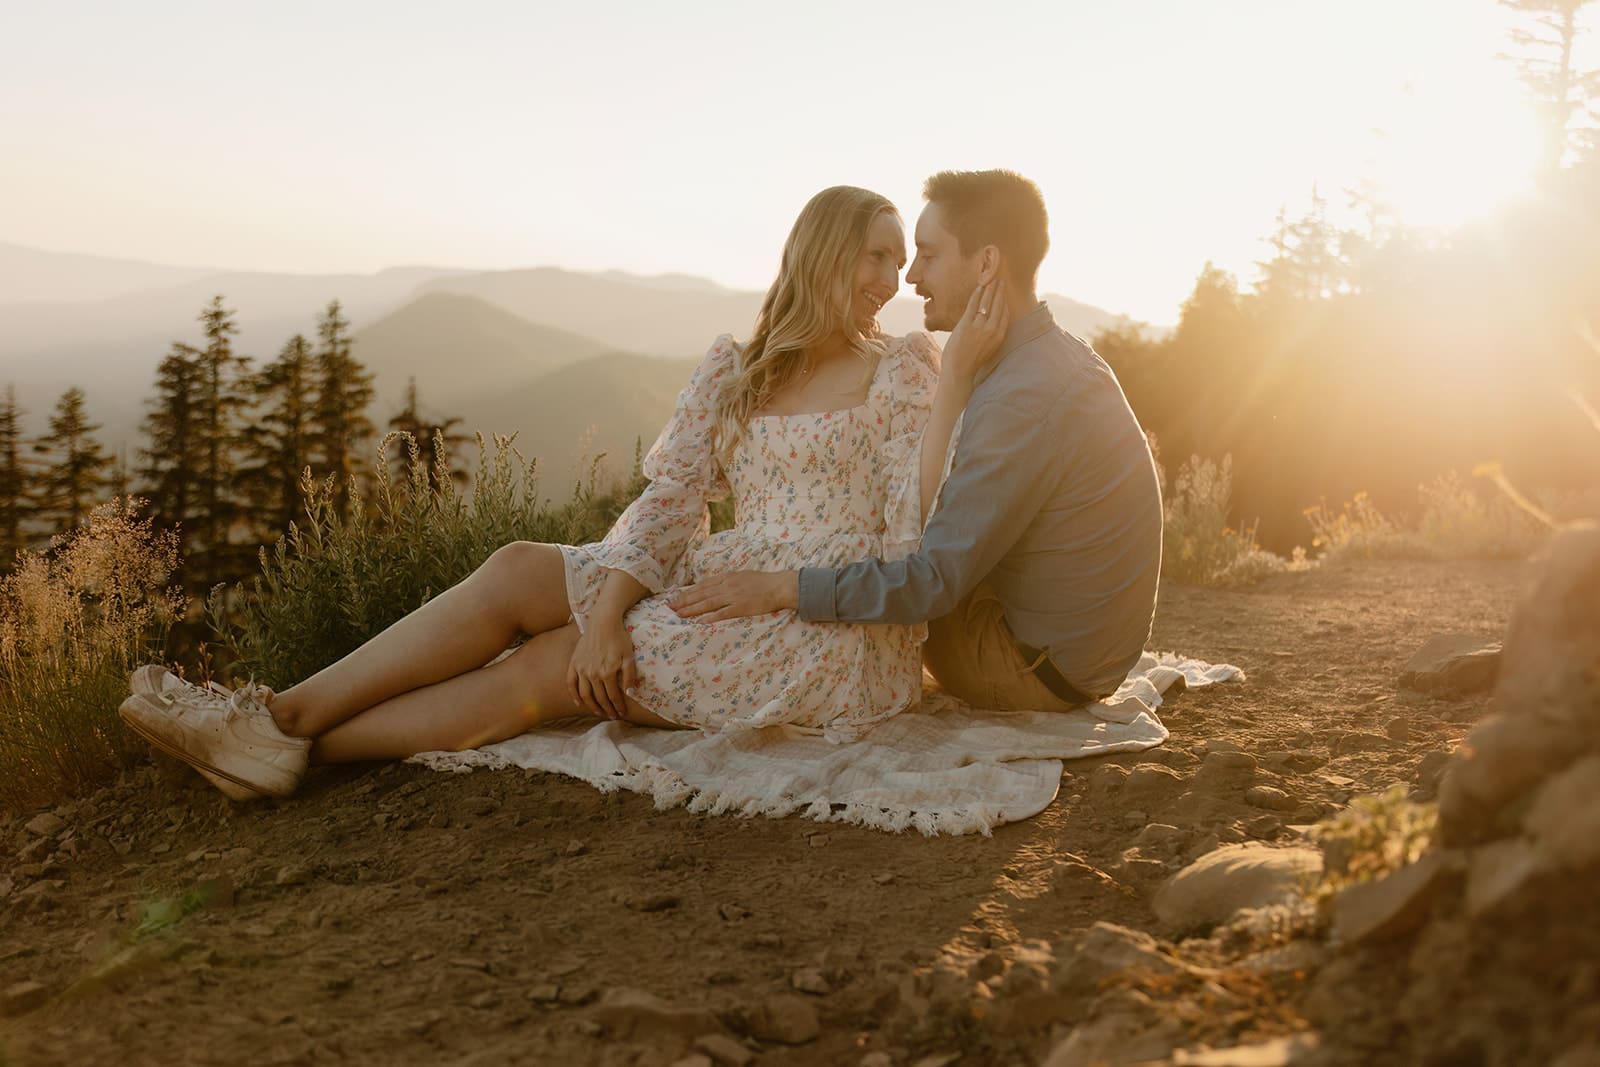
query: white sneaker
[
  {"left": 120, "top": 667, "right": 309, "bottom": 799},
  {"left": 129, "top": 666, "right": 266, "bottom": 801}
]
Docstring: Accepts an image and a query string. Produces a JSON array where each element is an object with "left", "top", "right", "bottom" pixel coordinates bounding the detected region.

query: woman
[{"left": 120, "top": 186, "right": 1010, "bottom": 800}]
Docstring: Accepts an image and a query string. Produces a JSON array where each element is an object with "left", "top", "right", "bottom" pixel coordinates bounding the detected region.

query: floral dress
[{"left": 559, "top": 332, "right": 941, "bottom": 742}]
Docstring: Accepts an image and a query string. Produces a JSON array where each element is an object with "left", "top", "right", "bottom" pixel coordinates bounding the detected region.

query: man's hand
[{"left": 671, "top": 570, "right": 799, "bottom": 623}]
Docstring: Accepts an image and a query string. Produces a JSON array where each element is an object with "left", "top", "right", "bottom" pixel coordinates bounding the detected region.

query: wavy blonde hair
[{"left": 713, "top": 186, "right": 897, "bottom": 457}]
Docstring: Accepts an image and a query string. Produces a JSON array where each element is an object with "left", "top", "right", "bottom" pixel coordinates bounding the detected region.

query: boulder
[
  {"left": 1153, "top": 845, "right": 1321, "bottom": 932},
  {"left": 1492, "top": 523, "right": 1600, "bottom": 729},
  {"left": 1436, "top": 713, "right": 1575, "bottom": 845},
  {"left": 1052, "top": 922, "right": 1188, "bottom": 998},
  {"left": 1331, "top": 851, "right": 1452, "bottom": 944},
  {"left": 1522, "top": 754, "right": 1600, "bottom": 871},
  {"left": 1398, "top": 634, "right": 1502, "bottom": 697}
]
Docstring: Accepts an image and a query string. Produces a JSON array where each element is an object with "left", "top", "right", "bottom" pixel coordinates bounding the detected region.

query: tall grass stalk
[
  {"left": 208, "top": 431, "right": 644, "bottom": 687},
  {"left": 0, "top": 500, "right": 183, "bottom": 811},
  {"left": 1160, "top": 453, "right": 1290, "bottom": 586}
]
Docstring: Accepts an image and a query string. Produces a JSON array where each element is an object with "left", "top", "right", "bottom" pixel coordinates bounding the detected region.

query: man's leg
[{"left": 924, "top": 582, "right": 1079, "bottom": 712}]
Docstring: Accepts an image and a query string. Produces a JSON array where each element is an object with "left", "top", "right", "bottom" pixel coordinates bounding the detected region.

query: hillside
[
  {"left": 356, "top": 292, "right": 620, "bottom": 418},
  {"left": 0, "top": 243, "right": 218, "bottom": 306},
  {"left": 0, "top": 557, "right": 1547, "bottom": 1066}
]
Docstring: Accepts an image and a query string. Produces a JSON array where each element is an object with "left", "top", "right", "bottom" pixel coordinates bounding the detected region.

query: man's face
[{"left": 905, "top": 203, "right": 981, "bottom": 332}]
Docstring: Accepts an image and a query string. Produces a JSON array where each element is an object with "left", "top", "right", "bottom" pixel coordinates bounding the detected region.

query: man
[{"left": 674, "top": 169, "right": 1163, "bottom": 709}]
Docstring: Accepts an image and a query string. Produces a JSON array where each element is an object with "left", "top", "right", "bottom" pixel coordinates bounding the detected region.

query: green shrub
[
  {"left": 1307, "top": 783, "right": 1437, "bottom": 907},
  {"left": 1160, "top": 453, "right": 1290, "bottom": 586},
  {"left": 0, "top": 500, "right": 183, "bottom": 810},
  {"left": 207, "top": 431, "right": 645, "bottom": 688}
]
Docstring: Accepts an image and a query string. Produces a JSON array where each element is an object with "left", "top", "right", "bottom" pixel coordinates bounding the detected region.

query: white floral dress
[{"left": 559, "top": 332, "right": 941, "bottom": 742}]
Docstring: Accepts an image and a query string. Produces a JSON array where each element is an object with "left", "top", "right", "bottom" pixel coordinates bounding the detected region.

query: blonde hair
[{"left": 713, "top": 186, "right": 897, "bottom": 457}]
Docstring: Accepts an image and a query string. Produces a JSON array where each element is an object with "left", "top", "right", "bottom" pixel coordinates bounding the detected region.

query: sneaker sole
[
  {"left": 118, "top": 695, "right": 300, "bottom": 799},
  {"left": 128, "top": 666, "right": 269, "bottom": 800}
]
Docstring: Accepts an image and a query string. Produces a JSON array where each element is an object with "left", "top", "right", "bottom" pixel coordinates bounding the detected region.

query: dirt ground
[{"left": 0, "top": 558, "right": 1530, "bottom": 1067}]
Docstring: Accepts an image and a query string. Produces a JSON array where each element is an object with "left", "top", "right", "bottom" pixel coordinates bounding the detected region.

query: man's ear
[{"left": 977, "top": 245, "right": 1002, "bottom": 284}]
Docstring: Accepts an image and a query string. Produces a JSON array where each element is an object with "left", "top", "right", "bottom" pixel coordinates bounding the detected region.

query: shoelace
[{"left": 179, "top": 678, "right": 274, "bottom": 720}]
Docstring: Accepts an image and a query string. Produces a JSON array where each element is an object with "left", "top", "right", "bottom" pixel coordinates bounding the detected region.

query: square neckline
[{"left": 749, "top": 345, "right": 890, "bottom": 421}]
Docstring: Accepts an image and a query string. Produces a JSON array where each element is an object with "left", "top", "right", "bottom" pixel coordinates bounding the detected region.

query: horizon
[{"left": 1, "top": 0, "right": 1570, "bottom": 326}]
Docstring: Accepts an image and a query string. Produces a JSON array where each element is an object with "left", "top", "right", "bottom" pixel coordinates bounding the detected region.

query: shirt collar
[{"left": 975, "top": 300, "right": 1054, "bottom": 388}]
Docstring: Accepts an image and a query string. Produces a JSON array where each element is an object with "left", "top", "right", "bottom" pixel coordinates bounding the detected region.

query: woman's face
[{"left": 846, "top": 211, "right": 906, "bottom": 331}]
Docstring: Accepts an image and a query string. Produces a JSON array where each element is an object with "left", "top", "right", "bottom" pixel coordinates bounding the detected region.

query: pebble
[
  {"left": 468, "top": 992, "right": 499, "bottom": 1010},
  {"left": 24, "top": 813, "right": 66, "bottom": 837},
  {"left": 464, "top": 796, "right": 498, "bottom": 817},
  {"left": 0, "top": 980, "right": 50, "bottom": 1018},
  {"left": 626, "top": 893, "right": 681, "bottom": 913},
  {"left": 747, "top": 993, "right": 821, "bottom": 1044},
  {"left": 526, "top": 983, "right": 561, "bottom": 1004},
  {"left": 565, "top": 839, "right": 588, "bottom": 856},
  {"left": 1244, "top": 786, "right": 1298, "bottom": 812},
  {"left": 791, "top": 966, "right": 831, "bottom": 995},
  {"left": 275, "top": 864, "right": 310, "bottom": 887},
  {"left": 694, "top": 1033, "right": 755, "bottom": 1066},
  {"left": 872, "top": 872, "right": 896, "bottom": 885},
  {"left": 1385, "top": 717, "right": 1411, "bottom": 743}
]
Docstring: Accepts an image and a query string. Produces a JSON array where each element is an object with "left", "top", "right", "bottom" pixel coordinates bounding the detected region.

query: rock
[
  {"left": 693, "top": 1033, "right": 755, "bottom": 1066},
  {"left": 593, "top": 987, "right": 722, "bottom": 1040},
  {"left": 1523, "top": 754, "right": 1600, "bottom": 871},
  {"left": 468, "top": 991, "right": 499, "bottom": 1010},
  {"left": 1134, "top": 823, "right": 1187, "bottom": 852},
  {"left": 1052, "top": 923, "right": 1186, "bottom": 998},
  {"left": 1465, "top": 837, "right": 1544, "bottom": 916},
  {"left": 1331, "top": 851, "right": 1450, "bottom": 943},
  {"left": 1492, "top": 523, "right": 1600, "bottom": 727},
  {"left": 525, "top": 983, "right": 560, "bottom": 1004},
  {"left": 670, "top": 1056, "right": 714, "bottom": 1067},
  {"left": 1413, "top": 751, "right": 1450, "bottom": 793},
  {"left": 0, "top": 980, "right": 50, "bottom": 1018},
  {"left": 791, "top": 966, "right": 831, "bottom": 995},
  {"left": 1244, "top": 786, "right": 1297, "bottom": 812},
  {"left": 1153, "top": 845, "right": 1321, "bottom": 932},
  {"left": 24, "top": 813, "right": 66, "bottom": 837},
  {"left": 716, "top": 902, "right": 751, "bottom": 921},
  {"left": 1088, "top": 764, "right": 1130, "bottom": 793},
  {"left": 275, "top": 864, "right": 311, "bottom": 887},
  {"left": 1384, "top": 717, "right": 1411, "bottom": 743},
  {"left": 463, "top": 796, "right": 498, "bottom": 817},
  {"left": 746, "top": 993, "right": 821, "bottom": 1044},
  {"left": 626, "top": 892, "right": 681, "bottom": 913},
  {"left": 1398, "top": 633, "right": 1502, "bottom": 696},
  {"left": 1040, "top": 991, "right": 1182, "bottom": 1066},
  {"left": 1437, "top": 713, "right": 1575, "bottom": 844},
  {"left": 1122, "top": 763, "right": 1186, "bottom": 800},
  {"left": 564, "top": 839, "right": 587, "bottom": 856}
]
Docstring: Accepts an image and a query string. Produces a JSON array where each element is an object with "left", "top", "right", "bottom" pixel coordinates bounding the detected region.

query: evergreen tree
[
  {"left": 31, "top": 386, "right": 112, "bottom": 539},
  {"left": 191, "top": 295, "right": 256, "bottom": 588},
  {"left": 386, "top": 377, "right": 471, "bottom": 494},
  {"left": 0, "top": 385, "right": 33, "bottom": 570},
  {"left": 1499, "top": 0, "right": 1600, "bottom": 171},
  {"left": 138, "top": 342, "right": 203, "bottom": 558},
  {"left": 311, "top": 300, "right": 376, "bottom": 515},
  {"left": 240, "top": 333, "right": 319, "bottom": 538}
]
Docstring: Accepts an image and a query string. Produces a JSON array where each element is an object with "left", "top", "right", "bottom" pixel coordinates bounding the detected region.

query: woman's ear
[{"left": 977, "top": 245, "right": 1002, "bottom": 284}]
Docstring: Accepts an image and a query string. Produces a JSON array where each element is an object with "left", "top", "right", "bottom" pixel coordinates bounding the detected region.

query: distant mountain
[
  {"left": 355, "top": 292, "right": 618, "bottom": 417},
  {"left": 457, "top": 352, "right": 701, "bottom": 485},
  {"left": 0, "top": 242, "right": 219, "bottom": 306},
  {"left": 423, "top": 267, "right": 1131, "bottom": 356}
]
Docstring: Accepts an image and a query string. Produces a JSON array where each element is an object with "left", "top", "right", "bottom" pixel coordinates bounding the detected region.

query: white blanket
[{"left": 409, "top": 652, "right": 1242, "bottom": 835}]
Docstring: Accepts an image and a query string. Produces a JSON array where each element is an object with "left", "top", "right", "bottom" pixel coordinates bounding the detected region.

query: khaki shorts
[{"left": 924, "top": 583, "right": 1087, "bottom": 712}]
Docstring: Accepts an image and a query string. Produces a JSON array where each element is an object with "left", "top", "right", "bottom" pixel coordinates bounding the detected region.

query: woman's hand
[
  {"left": 671, "top": 570, "right": 798, "bottom": 623},
  {"left": 940, "top": 278, "right": 1011, "bottom": 388},
  {"left": 566, "top": 620, "right": 639, "bottom": 720}
]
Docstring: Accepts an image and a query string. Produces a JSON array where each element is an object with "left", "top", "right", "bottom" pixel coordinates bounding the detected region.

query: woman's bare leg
[
  {"left": 267, "top": 542, "right": 574, "bottom": 739},
  {"left": 309, "top": 623, "right": 678, "bottom": 764}
]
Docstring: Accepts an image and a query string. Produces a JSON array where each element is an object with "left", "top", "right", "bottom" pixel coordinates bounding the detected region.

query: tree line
[
  {"left": 0, "top": 297, "right": 467, "bottom": 588},
  {"left": 1093, "top": 0, "right": 1600, "bottom": 550}
]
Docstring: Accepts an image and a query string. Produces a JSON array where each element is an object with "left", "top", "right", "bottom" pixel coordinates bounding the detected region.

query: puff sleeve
[{"left": 579, "top": 334, "right": 736, "bottom": 592}]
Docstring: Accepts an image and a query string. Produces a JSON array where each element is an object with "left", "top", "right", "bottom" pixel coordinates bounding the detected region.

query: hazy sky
[{"left": 1, "top": 0, "right": 1571, "bottom": 324}]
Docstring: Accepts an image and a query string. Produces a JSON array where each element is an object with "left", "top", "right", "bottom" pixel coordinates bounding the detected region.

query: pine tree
[
  {"left": 386, "top": 377, "right": 471, "bottom": 494},
  {"left": 240, "top": 333, "right": 319, "bottom": 537},
  {"left": 31, "top": 386, "right": 112, "bottom": 540},
  {"left": 0, "top": 385, "right": 33, "bottom": 570},
  {"left": 1500, "top": 0, "right": 1600, "bottom": 171},
  {"left": 189, "top": 296, "right": 254, "bottom": 588},
  {"left": 311, "top": 300, "right": 375, "bottom": 515},
  {"left": 138, "top": 343, "right": 203, "bottom": 556}
]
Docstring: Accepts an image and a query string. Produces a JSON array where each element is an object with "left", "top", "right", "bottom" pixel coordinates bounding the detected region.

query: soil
[{"left": 0, "top": 558, "right": 1535, "bottom": 1067}]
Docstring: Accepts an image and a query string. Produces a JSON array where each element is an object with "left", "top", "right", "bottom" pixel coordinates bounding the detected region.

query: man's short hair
[{"left": 923, "top": 169, "right": 1049, "bottom": 286}]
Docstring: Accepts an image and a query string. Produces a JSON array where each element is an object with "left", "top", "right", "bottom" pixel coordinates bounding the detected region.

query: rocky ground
[{"left": 1, "top": 555, "right": 1578, "bottom": 1067}]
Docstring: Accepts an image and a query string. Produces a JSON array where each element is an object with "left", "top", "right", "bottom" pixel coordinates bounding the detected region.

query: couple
[{"left": 121, "top": 170, "right": 1164, "bottom": 802}]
